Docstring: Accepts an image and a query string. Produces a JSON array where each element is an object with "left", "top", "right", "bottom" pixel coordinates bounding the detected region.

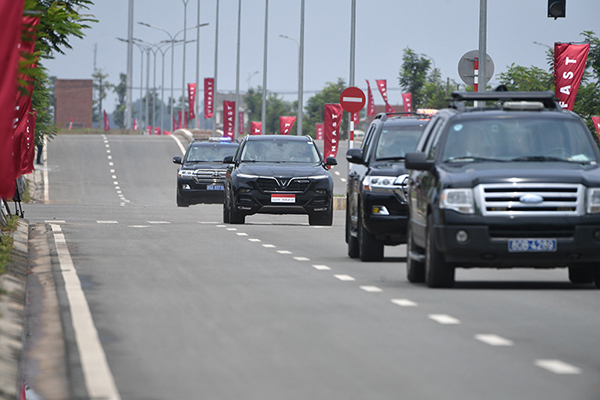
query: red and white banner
[
  {"left": 20, "top": 110, "right": 36, "bottom": 175},
  {"left": 103, "top": 110, "right": 110, "bottom": 131},
  {"left": 250, "top": 121, "right": 262, "bottom": 135},
  {"left": 188, "top": 83, "right": 196, "bottom": 120},
  {"left": 223, "top": 100, "right": 235, "bottom": 139},
  {"left": 376, "top": 79, "right": 395, "bottom": 113},
  {"left": 554, "top": 42, "right": 590, "bottom": 111},
  {"left": 324, "top": 104, "right": 343, "bottom": 161},
  {"left": 279, "top": 116, "right": 296, "bottom": 135},
  {"left": 315, "top": 123, "right": 324, "bottom": 140},
  {"left": 238, "top": 112, "right": 244, "bottom": 136},
  {"left": 366, "top": 80, "right": 375, "bottom": 116},
  {"left": 146, "top": 126, "right": 152, "bottom": 135},
  {"left": 133, "top": 118, "right": 138, "bottom": 131},
  {"left": 352, "top": 112, "right": 360, "bottom": 126},
  {"left": 154, "top": 127, "right": 161, "bottom": 135},
  {"left": 591, "top": 116, "right": 600, "bottom": 137},
  {"left": 402, "top": 93, "right": 413, "bottom": 113},
  {"left": 204, "top": 78, "right": 214, "bottom": 118}
]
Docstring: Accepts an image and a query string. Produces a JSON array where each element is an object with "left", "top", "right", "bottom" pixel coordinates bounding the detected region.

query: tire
[
  {"left": 594, "top": 268, "right": 600, "bottom": 289},
  {"left": 568, "top": 265, "right": 595, "bottom": 284},
  {"left": 406, "top": 222, "right": 425, "bottom": 283},
  {"left": 346, "top": 209, "right": 359, "bottom": 258},
  {"left": 177, "top": 193, "right": 189, "bottom": 207},
  {"left": 358, "top": 212, "right": 384, "bottom": 261},
  {"left": 229, "top": 203, "right": 245, "bottom": 224},
  {"left": 425, "top": 214, "right": 454, "bottom": 288},
  {"left": 223, "top": 201, "right": 230, "bottom": 223}
]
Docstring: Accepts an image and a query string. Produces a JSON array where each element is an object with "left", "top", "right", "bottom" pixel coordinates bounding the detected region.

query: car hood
[
  {"left": 182, "top": 161, "right": 228, "bottom": 170},
  {"left": 439, "top": 161, "right": 600, "bottom": 187},
  {"left": 236, "top": 162, "right": 328, "bottom": 177},
  {"left": 369, "top": 160, "right": 408, "bottom": 176}
]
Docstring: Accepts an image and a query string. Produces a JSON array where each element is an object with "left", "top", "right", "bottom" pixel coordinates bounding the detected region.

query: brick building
[{"left": 54, "top": 79, "right": 93, "bottom": 129}]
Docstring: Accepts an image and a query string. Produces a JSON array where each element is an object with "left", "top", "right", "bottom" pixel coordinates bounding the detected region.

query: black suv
[
  {"left": 173, "top": 139, "right": 239, "bottom": 207},
  {"left": 405, "top": 91, "right": 600, "bottom": 288},
  {"left": 223, "top": 135, "right": 337, "bottom": 225},
  {"left": 345, "top": 113, "right": 429, "bottom": 261}
]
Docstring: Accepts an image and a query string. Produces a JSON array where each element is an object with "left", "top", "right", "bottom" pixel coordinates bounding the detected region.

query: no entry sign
[{"left": 340, "top": 87, "right": 366, "bottom": 113}]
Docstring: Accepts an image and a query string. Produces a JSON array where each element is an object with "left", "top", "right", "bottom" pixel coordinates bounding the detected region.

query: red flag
[
  {"left": 279, "top": 116, "right": 296, "bottom": 135},
  {"left": 178, "top": 110, "right": 182, "bottom": 129},
  {"left": 154, "top": 126, "right": 161, "bottom": 135},
  {"left": 188, "top": 83, "right": 196, "bottom": 120},
  {"left": 376, "top": 79, "right": 395, "bottom": 113},
  {"left": 554, "top": 43, "right": 590, "bottom": 111},
  {"left": 324, "top": 104, "right": 343, "bottom": 161},
  {"left": 0, "top": 0, "right": 27, "bottom": 199},
  {"left": 239, "top": 111, "right": 245, "bottom": 136},
  {"left": 591, "top": 116, "right": 600, "bottom": 137},
  {"left": 146, "top": 126, "right": 152, "bottom": 135},
  {"left": 21, "top": 110, "right": 36, "bottom": 175},
  {"left": 133, "top": 118, "right": 138, "bottom": 131},
  {"left": 204, "top": 78, "right": 214, "bottom": 118},
  {"left": 366, "top": 80, "right": 375, "bottom": 116},
  {"left": 223, "top": 100, "right": 235, "bottom": 139},
  {"left": 250, "top": 121, "right": 262, "bottom": 135},
  {"left": 103, "top": 110, "right": 110, "bottom": 131},
  {"left": 69, "top": 116, "right": 73, "bottom": 130},
  {"left": 402, "top": 93, "right": 413, "bottom": 113},
  {"left": 352, "top": 112, "right": 359, "bottom": 125},
  {"left": 315, "top": 123, "right": 324, "bottom": 140}
]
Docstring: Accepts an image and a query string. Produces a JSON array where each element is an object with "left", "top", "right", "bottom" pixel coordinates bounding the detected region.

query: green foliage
[
  {"left": 398, "top": 48, "right": 430, "bottom": 108},
  {"left": 305, "top": 78, "right": 346, "bottom": 137},
  {"left": 113, "top": 73, "right": 127, "bottom": 129},
  {"left": 0, "top": 216, "right": 19, "bottom": 275},
  {"left": 498, "top": 64, "right": 554, "bottom": 91},
  {"left": 92, "top": 69, "right": 114, "bottom": 125},
  {"left": 32, "top": 69, "right": 57, "bottom": 144},
  {"left": 243, "top": 87, "right": 294, "bottom": 134}
]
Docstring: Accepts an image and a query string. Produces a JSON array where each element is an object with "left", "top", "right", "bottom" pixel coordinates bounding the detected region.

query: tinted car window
[
  {"left": 374, "top": 127, "right": 422, "bottom": 160},
  {"left": 241, "top": 140, "right": 320, "bottom": 163},
  {"left": 186, "top": 145, "right": 238, "bottom": 162}
]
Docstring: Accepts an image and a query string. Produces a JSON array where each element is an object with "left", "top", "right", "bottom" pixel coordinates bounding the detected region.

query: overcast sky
[{"left": 44, "top": 0, "right": 599, "bottom": 111}]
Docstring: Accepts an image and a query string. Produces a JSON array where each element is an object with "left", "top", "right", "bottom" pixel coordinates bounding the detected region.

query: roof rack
[
  {"left": 374, "top": 111, "right": 432, "bottom": 122},
  {"left": 449, "top": 91, "right": 560, "bottom": 110}
]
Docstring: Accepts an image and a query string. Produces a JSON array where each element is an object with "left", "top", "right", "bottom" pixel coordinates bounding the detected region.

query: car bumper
[
  {"left": 178, "top": 179, "right": 225, "bottom": 204},
  {"left": 234, "top": 191, "right": 332, "bottom": 215},
  {"left": 362, "top": 192, "right": 409, "bottom": 242}
]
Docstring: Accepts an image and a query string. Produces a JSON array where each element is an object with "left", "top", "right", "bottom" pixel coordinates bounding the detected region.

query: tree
[
  {"left": 113, "top": 73, "right": 127, "bottom": 129},
  {"left": 498, "top": 64, "right": 553, "bottom": 92},
  {"left": 243, "top": 87, "right": 293, "bottom": 134},
  {"left": 92, "top": 69, "right": 113, "bottom": 127},
  {"left": 305, "top": 78, "right": 346, "bottom": 138},
  {"left": 398, "top": 48, "right": 430, "bottom": 108}
]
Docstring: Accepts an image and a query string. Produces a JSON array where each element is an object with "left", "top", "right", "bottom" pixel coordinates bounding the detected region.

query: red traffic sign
[{"left": 340, "top": 87, "right": 366, "bottom": 113}]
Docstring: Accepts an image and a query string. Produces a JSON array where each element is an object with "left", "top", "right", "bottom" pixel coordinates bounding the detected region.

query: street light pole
[
  {"left": 261, "top": 0, "right": 269, "bottom": 134},
  {"left": 279, "top": 34, "right": 301, "bottom": 135},
  {"left": 298, "top": 0, "right": 305, "bottom": 136},
  {"left": 235, "top": 0, "right": 242, "bottom": 140},
  {"left": 182, "top": 0, "right": 190, "bottom": 128},
  {"left": 125, "top": 0, "right": 134, "bottom": 130},
  {"left": 213, "top": 0, "right": 220, "bottom": 137}
]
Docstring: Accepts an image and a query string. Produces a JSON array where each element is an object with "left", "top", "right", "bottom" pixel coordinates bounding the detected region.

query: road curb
[{"left": 0, "top": 219, "right": 29, "bottom": 400}]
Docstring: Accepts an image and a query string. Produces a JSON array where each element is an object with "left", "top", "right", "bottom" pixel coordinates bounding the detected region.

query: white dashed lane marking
[
  {"left": 360, "top": 286, "right": 383, "bottom": 293},
  {"left": 312, "top": 265, "right": 331, "bottom": 270},
  {"left": 277, "top": 250, "right": 292, "bottom": 254},
  {"left": 293, "top": 257, "right": 310, "bottom": 261},
  {"left": 428, "top": 314, "right": 461, "bottom": 325},
  {"left": 535, "top": 360, "right": 581, "bottom": 374},
  {"left": 97, "top": 221, "right": 118, "bottom": 224},
  {"left": 334, "top": 274, "right": 355, "bottom": 281},
  {"left": 391, "top": 299, "right": 418, "bottom": 307},
  {"left": 475, "top": 334, "right": 514, "bottom": 346}
]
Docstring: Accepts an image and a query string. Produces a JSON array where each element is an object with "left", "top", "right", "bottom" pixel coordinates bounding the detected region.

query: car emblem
[
  {"left": 277, "top": 178, "right": 291, "bottom": 188},
  {"left": 519, "top": 194, "right": 544, "bottom": 204},
  {"left": 212, "top": 171, "right": 220, "bottom": 178}
]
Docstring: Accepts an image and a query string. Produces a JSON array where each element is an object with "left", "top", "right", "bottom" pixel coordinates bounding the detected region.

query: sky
[{"left": 44, "top": 0, "right": 599, "bottom": 113}]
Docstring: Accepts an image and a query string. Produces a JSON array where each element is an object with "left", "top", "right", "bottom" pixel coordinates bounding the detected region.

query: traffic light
[{"left": 548, "top": 0, "right": 566, "bottom": 19}]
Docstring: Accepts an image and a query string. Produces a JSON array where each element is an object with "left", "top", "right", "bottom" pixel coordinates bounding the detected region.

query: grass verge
[{"left": 0, "top": 216, "right": 19, "bottom": 275}]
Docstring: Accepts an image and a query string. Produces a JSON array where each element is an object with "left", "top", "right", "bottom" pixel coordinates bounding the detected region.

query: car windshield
[
  {"left": 374, "top": 126, "right": 422, "bottom": 160},
  {"left": 240, "top": 140, "right": 320, "bottom": 163},
  {"left": 186, "top": 145, "right": 237, "bottom": 162},
  {"left": 441, "top": 117, "right": 598, "bottom": 164}
]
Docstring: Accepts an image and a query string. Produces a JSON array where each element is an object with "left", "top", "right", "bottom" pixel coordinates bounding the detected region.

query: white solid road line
[
  {"left": 535, "top": 359, "right": 582, "bottom": 374},
  {"left": 474, "top": 334, "right": 514, "bottom": 346},
  {"left": 51, "top": 224, "right": 121, "bottom": 400},
  {"left": 171, "top": 134, "right": 187, "bottom": 154}
]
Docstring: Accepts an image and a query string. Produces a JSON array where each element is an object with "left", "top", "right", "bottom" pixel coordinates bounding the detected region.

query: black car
[
  {"left": 345, "top": 113, "right": 430, "bottom": 261},
  {"left": 173, "top": 139, "right": 239, "bottom": 207},
  {"left": 223, "top": 135, "right": 337, "bottom": 225},
  {"left": 405, "top": 91, "right": 600, "bottom": 288}
]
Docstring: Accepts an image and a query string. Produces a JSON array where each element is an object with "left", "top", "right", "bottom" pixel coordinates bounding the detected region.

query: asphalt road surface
[{"left": 21, "top": 134, "right": 600, "bottom": 400}]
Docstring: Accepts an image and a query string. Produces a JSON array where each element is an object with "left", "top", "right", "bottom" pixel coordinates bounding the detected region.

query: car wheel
[
  {"left": 177, "top": 193, "right": 189, "bottom": 207},
  {"left": 406, "top": 222, "right": 425, "bottom": 283},
  {"left": 229, "top": 203, "right": 245, "bottom": 224},
  {"left": 568, "top": 265, "right": 595, "bottom": 284},
  {"left": 346, "top": 209, "right": 359, "bottom": 258},
  {"left": 593, "top": 267, "right": 600, "bottom": 289},
  {"left": 358, "top": 211, "right": 384, "bottom": 261},
  {"left": 425, "top": 214, "right": 454, "bottom": 288},
  {"left": 223, "top": 201, "right": 230, "bottom": 223}
]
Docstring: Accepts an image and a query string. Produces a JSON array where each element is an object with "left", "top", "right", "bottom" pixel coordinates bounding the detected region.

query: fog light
[
  {"left": 372, "top": 205, "right": 389, "bottom": 215},
  {"left": 183, "top": 184, "right": 191, "bottom": 190},
  {"left": 456, "top": 230, "right": 469, "bottom": 243}
]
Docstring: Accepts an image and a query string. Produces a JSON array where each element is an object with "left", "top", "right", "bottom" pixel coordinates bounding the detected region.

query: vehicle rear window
[{"left": 186, "top": 145, "right": 238, "bottom": 162}]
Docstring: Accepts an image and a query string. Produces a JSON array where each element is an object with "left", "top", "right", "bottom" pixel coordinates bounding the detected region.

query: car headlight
[
  {"left": 440, "top": 188, "right": 474, "bottom": 214},
  {"left": 362, "top": 175, "right": 408, "bottom": 192},
  {"left": 178, "top": 169, "right": 195, "bottom": 178},
  {"left": 309, "top": 174, "right": 329, "bottom": 180},
  {"left": 587, "top": 188, "right": 600, "bottom": 214}
]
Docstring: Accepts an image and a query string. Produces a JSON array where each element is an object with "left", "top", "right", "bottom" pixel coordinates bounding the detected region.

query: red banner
[
  {"left": 324, "top": 104, "right": 343, "bottom": 160},
  {"left": 279, "top": 116, "right": 296, "bottom": 135},
  {"left": 402, "top": 93, "right": 413, "bottom": 113},
  {"left": 376, "top": 79, "right": 395, "bottom": 113},
  {"left": 103, "top": 110, "right": 110, "bottom": 131},
  {"left": 250, "top": 121, "right": 262, "bottom": 135},
  {"left": 239, "top": 111, "right": 244, "bottom": 136},
  {"left": 133, "top": 118, "right": 138, "bottom": 131},
  {"left": 178, "top": 110, "right": 182, "bottom": 129},
  {"left": 21, "top": 111, "right": 36, "bottom": 175},
  {"left": 188, "top": 83, "right": 196, "bottom": 120},
  {"left": 223, "top": 100, "right": 235, "bottom": 139},
  {"left": 554, "top": 43, "right": 590, "bottom": 111},
  {"left": 154, "top": 126, "right": 161, "bottom": 135},
  {"left": 352, "top": 112, "right": 359, "bottom": 125},
  {"left": 204, "top": 78, "right": 214, "bottom": 118},
  {"left": 366, "top": 80, "right": 375, "bottom": 116},
  {"left": 592, "top": 116, "right": 600, "bottom": 137},
  {"left": 315, "top": 123, "right": 324, "bottom": 140},
  {"left": 146, "top": 126, "right": 152, "bottom": 135}
]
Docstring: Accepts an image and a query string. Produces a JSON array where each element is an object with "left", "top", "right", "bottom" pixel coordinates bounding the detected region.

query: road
[{"left": 21, "top": 134, "right": 600, "bottom": 400}]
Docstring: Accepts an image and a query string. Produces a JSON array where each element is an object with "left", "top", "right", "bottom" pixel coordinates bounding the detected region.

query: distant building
[{"left": 54, "top": 79, "right": 93, "bottom": 129}]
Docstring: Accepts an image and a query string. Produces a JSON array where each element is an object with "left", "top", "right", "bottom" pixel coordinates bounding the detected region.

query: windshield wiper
[
  {"left": 510, "top": 156, "right": 567, "bottom": 162},
  {"left": 376, "top": 156, "right": 405, "bottom": 161},
  {"left": 445, "top": 156, "right": 506, "bottom": 163}
]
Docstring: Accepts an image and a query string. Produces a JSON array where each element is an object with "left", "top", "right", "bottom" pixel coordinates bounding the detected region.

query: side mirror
[
  {"left": 325, "top": 156, "right": 338, "bottom": 166},
  {"left": 405, "top": 152, "right": 434, "bottom": 171},
  {"left": 223, "top": 155, "right": 234, "bottom": 164},
  {"left": 346, "top": 148, "right": 364, "bottom": 165},
  {"left": 172, "top": 156, "right": 182, "bottom": 164}
]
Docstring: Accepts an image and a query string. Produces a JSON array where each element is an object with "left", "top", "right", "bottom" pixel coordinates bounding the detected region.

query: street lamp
[
  {"left": 138, "top": 21, "right": 209, "bottom": 131},
  {"left": 117, "top": 37, "right": 148, "bottom": 134},
  {"left": 279, "top": 34, "right": 302, "bottom": 135}
]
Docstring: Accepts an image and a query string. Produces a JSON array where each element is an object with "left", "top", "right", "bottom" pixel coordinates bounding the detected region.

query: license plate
[
  {"left": 206, "top": 185, "right": 224, "bottom": 191},
  {"left": 271, "top": 194, "right": 295, "bottom": 203},
  {"left": 508, "top": 239, "right": 557, "bottom": 252}
]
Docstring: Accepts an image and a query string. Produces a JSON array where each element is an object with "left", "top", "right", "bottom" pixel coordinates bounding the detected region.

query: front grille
[
  {"left": 193, "top": 169, "right": 227, "bottom": 183},
  {"left": 255, "top": 177, "right": 311, "bottom": 193},
  {"left": 476, "top": 183, "right": 584, "bottom": 216}
]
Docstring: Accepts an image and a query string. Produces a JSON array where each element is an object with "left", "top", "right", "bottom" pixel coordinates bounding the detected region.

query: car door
[{"left": 347, "top": 123, "right": 377, "bottom": 230}]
